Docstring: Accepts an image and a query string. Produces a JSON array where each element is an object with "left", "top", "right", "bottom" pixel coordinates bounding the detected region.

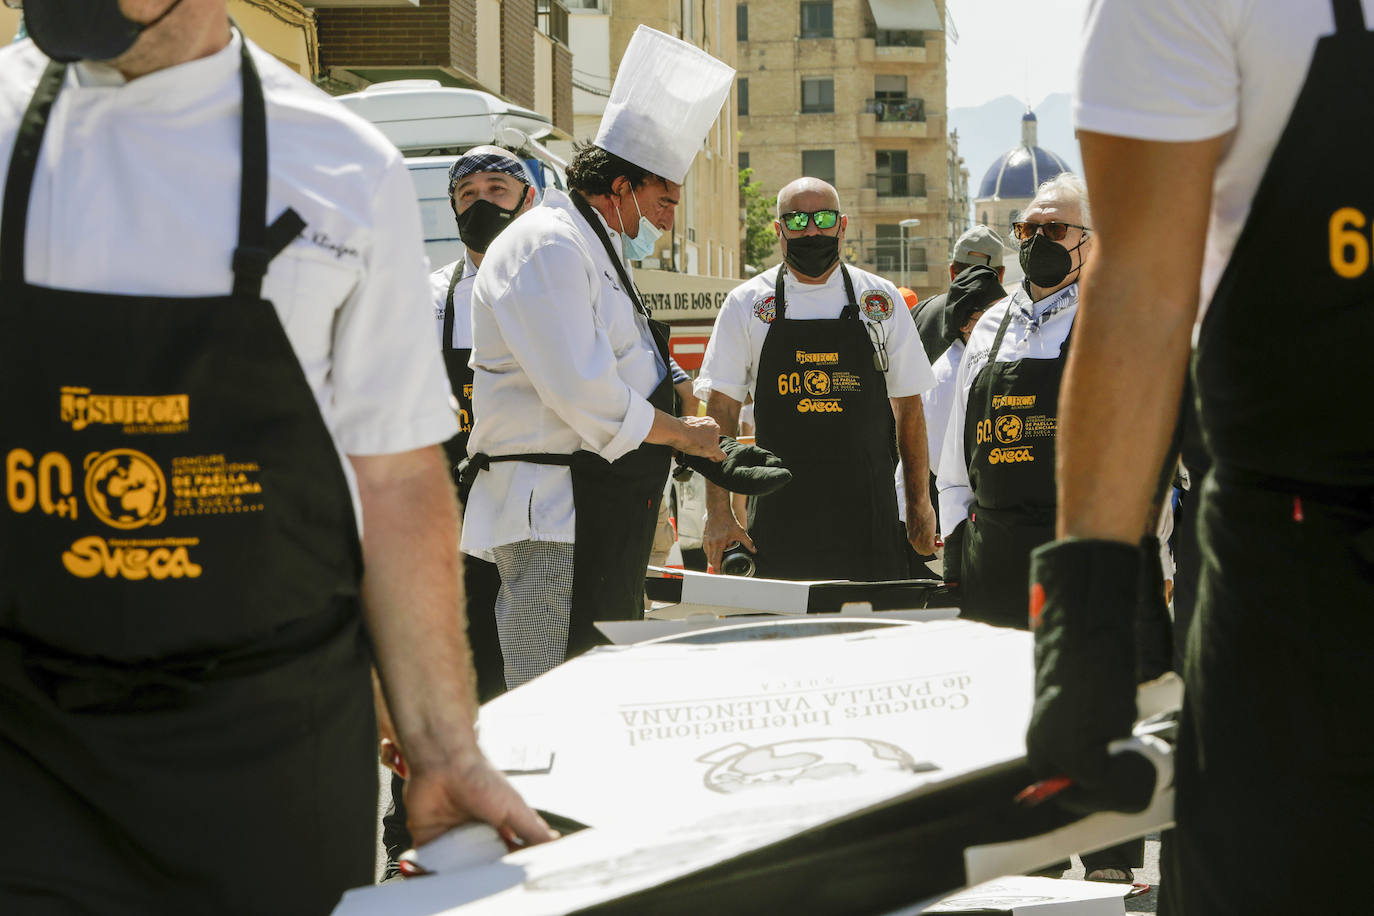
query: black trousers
[
  {"left": 1161, "top": 472, "right": 1374, "bottom": 914},
  {"left": 383, "top": 552, "right": 504, "bottom": 863},
  {"left": 0, "top": 610, "right": 376, "bottom": 916}
]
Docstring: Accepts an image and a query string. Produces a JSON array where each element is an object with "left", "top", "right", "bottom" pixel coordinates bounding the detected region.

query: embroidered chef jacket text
[
  {"left": 693, "top": 264, "right": 935, "bottom": 404},
  {"left": 0, "top": 32, "right": 457, "bottom": 533},
  {"left": 936, "top": 283, "right": 1079, "bottom": 538},
  {"left": 461, "top": 187, "right": 668, "bottom": 560}
]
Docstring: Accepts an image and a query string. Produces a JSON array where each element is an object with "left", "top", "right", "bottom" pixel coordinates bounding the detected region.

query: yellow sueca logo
[
  {"left": 62, "top": 536, "right": 203, "bottom": 580},
  {"left": 84, "top": 449, "right": 168, "bottom": 530},
  {"left": 797, "top": 398, "right": 844, "bottom": 414},
  {"left": 987, "top": 447, "right": 1034, "bottom": 465},
  {"left": 60, "top": 387, "right": 189, "bottom": 432}
]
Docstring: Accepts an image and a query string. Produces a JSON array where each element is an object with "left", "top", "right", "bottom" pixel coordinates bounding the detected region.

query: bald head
[{"left": 777, "top": 177, "right": 841, "bottom": 218}]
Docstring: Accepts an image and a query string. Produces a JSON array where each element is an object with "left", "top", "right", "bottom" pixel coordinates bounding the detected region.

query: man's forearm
[
  {"left": 1057, "top": 278, "right": 1190, "bottom": 542},
  {"left": 352, "top": 447, "right": 479, "bottom": 768},
  {"left": 1060, "top": 132, "right": 1220, "bottom": 543},
  {"left": 892, "top": 394, "right": 930, "bottom": 496},
  {"left": 703, "top": 391, "right": 743, "bottom": 515}
]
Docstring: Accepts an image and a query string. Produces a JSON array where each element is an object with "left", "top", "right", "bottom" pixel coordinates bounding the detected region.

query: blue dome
[{"left": 978, "top": 144, "right": 1070, "bottom": 200}]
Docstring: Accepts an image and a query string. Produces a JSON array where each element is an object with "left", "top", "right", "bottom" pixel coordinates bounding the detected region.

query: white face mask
[{"left": 618, "top": 188, "right": 662, "bottom": 260}]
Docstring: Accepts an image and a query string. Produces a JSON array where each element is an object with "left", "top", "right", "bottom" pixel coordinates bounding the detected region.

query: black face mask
[
  {"left": 453, "top": 191, "right": 525, "bottom": 254},
  {"left": 24, "top": 0, "right": 187, "bottom": 63},
  {"left": 1019, "top": 233, "right": 1086, "bottom": 289},
  {"left": 784, "top": 233, "right": 840, "bottom": 278}
]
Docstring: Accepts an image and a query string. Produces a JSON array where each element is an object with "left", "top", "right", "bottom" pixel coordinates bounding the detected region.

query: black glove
[
  {"left": 676, "top": 436, "right": 792, "bottom": 496},
  {"left": 941, "top": 520, "right": 966, "bottom": 585},
  {"left": 1026, "top": 538, "right": 1157, "bottom": 815}
]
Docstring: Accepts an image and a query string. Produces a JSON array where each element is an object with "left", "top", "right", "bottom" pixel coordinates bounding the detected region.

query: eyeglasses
[
  {"left": 779, "top": 209, "right": 840, "bottom": 232},
  {"left": 865, "top": 321, "right": 890, "bottom": 372},
  {"left": 1011, "top": 220, "right": 1090, "bottom": 242}
]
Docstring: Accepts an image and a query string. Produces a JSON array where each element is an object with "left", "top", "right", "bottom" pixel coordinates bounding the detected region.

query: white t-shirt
[
  {"left": 431, "top": 257, "right": 476, "bottom": 350},
  {"left": 1075, "top": 0, "right": 1365, "bottom": 314},
  {"left": 693, "top": 264, "right": 936, "bottom": 405},
  {"left": 0, "top": 33, "right": 458, "bottom": 533},
  {"left": 461, "top": 188, "right": 666, "bottom": 558},
  {"left": 895, "top": 339, "right": 962, "bottom": 523}
]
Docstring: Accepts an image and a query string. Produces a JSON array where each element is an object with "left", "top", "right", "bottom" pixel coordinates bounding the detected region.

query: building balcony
[
  {"left": 855, "top": 36, "right": 928, "bottom": 65},
  {"left": 856, "top": 106, "right": 930, "bottom": 139}
]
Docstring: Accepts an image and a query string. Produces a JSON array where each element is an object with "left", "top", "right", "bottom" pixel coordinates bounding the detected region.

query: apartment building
[{"left": 736, "top": 0, "right": 950, "bottom": 299}]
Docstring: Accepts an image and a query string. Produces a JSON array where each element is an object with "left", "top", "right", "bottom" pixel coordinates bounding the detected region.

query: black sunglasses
[
  {"left": 780, "top": 209, "right": 840, "bottom": 232},
  {"left": 1011, "top": 220, "right": 1090, "bottom": 242}
]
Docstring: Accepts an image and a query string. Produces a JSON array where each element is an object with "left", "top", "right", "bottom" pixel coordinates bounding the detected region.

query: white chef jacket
[
  {"left": 431, "top": 257, "right": 476, "bottom": 350},
  {"left": 936, "top": 283, "right": 1079, "bottom": 539},
  {"left": 461, "top": 188, "right": 667, "bottom": 559},
  {"left": 895, "top": 338, "right": 963, "bottom": 522},
  {"left": 693, "top": 264, "right": 936, "bottom": 405},
  {"left": 0, "top": 32, "right": 457, "bottom": 534}
]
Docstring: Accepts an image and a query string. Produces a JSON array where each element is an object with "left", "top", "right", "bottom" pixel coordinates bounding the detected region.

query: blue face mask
[{"left": 618, "top": 188, "right": 662, "bottom": 261}]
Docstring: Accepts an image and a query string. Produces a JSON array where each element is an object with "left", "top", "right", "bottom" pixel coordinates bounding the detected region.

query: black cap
[{"left": 944, "top": 264, "right": 1005, "bottom": 343}]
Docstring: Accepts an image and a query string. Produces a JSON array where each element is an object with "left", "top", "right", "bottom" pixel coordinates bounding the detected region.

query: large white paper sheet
[{"left": 482, "top": 620, "right": 1034, "bottom": 827}]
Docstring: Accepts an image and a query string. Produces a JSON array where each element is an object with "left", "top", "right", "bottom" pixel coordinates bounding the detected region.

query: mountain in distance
[{"left": 949, "top": 92, "right": 1083, "bottom": 209}]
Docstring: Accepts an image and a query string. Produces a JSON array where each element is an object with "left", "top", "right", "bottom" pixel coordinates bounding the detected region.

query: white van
[{"left": 336, "top": 80, "right": 568, "bottom": 266}]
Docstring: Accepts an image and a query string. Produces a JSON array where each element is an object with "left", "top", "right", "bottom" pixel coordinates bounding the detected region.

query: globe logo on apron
[
  {"left": 995, "top": 414, "right": 1024, "bottom": 444},
  {"left": 803, "top": 370, "right": 831, "bottom": 395},
  {"left": 83, "top": 448, "right": 168, "bottom": 530}
]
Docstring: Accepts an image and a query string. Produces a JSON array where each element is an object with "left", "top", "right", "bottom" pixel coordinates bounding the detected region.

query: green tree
[{"left": 740, "top": 167, "right": 777, "bottom": 272}]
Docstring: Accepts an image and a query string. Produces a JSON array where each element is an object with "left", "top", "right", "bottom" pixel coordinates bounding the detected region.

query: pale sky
[{"left": 944, "top": 0, "right": 1093, "bottom": 110}]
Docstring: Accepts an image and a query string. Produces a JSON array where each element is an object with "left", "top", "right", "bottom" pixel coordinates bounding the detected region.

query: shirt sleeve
[
  {"left": 694, "top": 289, "right": 754, "bottom": 404},
  {"left": 1075, "top": 0, "right": 1241, "bottom": 142},
  {"left": 935, "top": 332, "right": 980, "bottom": 538},
  {"left": 331, "top": 157, "right": 460, "bottom": 456},
  {"left": 482, "top": 235, "right": 656, "bottom": 459}
]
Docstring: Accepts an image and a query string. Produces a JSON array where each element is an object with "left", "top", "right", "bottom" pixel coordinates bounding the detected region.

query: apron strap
[
  {"left": 1332, "top": 0, "right": 1367, "bottom": 34},
  {"left": 569, "top": 190, "right": 649, "bottom": 317},
  {"left": 980, "top": 301, "right": 1018, "bottom": 425},
  {"left": 772, "top": 260, "right": 860, "bottom": 322},
  {"left": 457, "top": 450, "right": 576, "bottom": 488},
  {"left": 442, "top": 257, "right": 466, "bottom": 350},
  {"left": 230, "top": 40, "right": 305, "bottom": 299},
  {"left": 0, "top": 60, "right": 66, "bottom": 288}
]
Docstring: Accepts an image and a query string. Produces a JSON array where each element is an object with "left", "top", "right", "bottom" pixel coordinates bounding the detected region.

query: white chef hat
[{"left": 594, "top": 26, "right": 735, "bottom": 185}]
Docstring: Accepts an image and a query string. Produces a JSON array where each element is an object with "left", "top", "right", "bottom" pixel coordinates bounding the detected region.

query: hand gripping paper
[{"left": 594, "top": 25, "right": 736, "bottom": 185}]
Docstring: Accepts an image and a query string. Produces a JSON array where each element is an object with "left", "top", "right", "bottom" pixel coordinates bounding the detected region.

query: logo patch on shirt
[
  {"left": 860, "top": 290, "right": 894, "bottom": 322},
  {"left": 754, "top": 295, "right": 777, "bottom": 324}
]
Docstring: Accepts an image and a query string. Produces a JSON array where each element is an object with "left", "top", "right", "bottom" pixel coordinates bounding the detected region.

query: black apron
[
  {"left": 1163, "top": 2, "right": 1374, "bottom": 911},
  {"left": 960, "top": 299, "right": 1072, "bottom": 628},
  {"left": 748, "top": 265, "right": 905, "bottom": 581},
  {"left": 466, "top": 192, "right": 674, "bottom": 660},
  {"left": 440, "top": 258, "right": 477, "bottom": 476},
  {"left": 0, "top": 47, "right": 374, "bottom": 914}
]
